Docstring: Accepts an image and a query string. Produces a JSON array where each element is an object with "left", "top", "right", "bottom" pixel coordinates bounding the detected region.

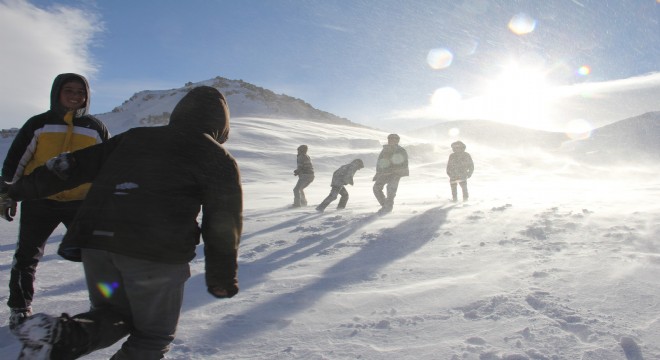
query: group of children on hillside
[
  {"left": 0, "top": 73, "right": 474, "bottom": 359},
  {"left": 293, "top": 135, "right": 474, "bottom": 212}
]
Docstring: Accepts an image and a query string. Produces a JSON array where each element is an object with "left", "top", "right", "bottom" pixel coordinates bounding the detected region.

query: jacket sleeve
[
  {"left": 2, "top": 116, "right": 41, "bottom": 181},
  {"left": 202, "top": 154, "right": 243, "bottom": 298},
  {"left": 466, "top": 154, "right": 474, "bottom": 178},
  {"left": 9, "top": 135, "right": 121, "bottom": 201}
]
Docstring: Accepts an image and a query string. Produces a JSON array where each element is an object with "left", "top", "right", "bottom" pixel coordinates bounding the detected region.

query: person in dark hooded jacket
[
  {"left": 1, "top": 73, "right": 109, "bottom": 330},
  {"left": 373, "top": 134, "right": 409, "bottom": 213},
  {"left": 0, "top": 86, "right": 242, "bottom": 359},
  {"left": 446, "top": 141, "right": 474, "bottom": 202},
  {"left": 316, "top": 159, "right": 364, "bottom": 212}
]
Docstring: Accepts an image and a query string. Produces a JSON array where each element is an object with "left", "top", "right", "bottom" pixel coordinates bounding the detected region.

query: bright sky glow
[{"left": 1, "top": 0, "right": 659, "bottom": 132}]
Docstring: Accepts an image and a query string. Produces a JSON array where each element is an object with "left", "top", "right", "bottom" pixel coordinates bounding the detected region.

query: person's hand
[
  {"left": 293, "top": 169, "right": 299, "bottom": 176},
  {"left": 0, "top": 192, "right": 17, "bottom": 222},
  {"left": 46, "top": 153, "right": 76, "bottom": 180},
  {"left": 208, "top": 285, "right": 238, "bottom": 299}
]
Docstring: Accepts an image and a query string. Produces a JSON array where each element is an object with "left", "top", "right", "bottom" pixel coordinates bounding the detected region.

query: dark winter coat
[
  {"left": 446, "top": 147, "right": 474, "bottom": 181},
  {"left": 10, "top": 86, "right": 242, "bottom": 294},
  {"left": 295, "top": 154, "right": 314, "bottom": 175},
  {"left": 2, "top": 73, "right": 109, "bottom": 201},
  {"left": 331, "top": 161, "right": 362, "bottom": 187},
  {"left": 374, "top": 144, "right": 409, "bottom": 181}
]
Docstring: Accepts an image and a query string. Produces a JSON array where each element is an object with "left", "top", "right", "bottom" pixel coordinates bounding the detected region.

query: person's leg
[
  {"left": 299, "top": 174, "right": 314, "bottom": 206},
  {"left": 293, "top": 178, "right": 305, "bottom": 206},
  {"left": 450, "top": 181, "right": 458, "bottom": 201},
  {"left": 459, "top": 180, "right": 468, "bottom": 200},
  {"left": 336, "top": 187, "right": 349, "bottom": 209},
  {"left": 316, "top": 186, "right": 339, "bottom": 211},
  {"left": 384, "top": 177, "right": 401, "bottom": 209},
  {"left": 8, "top": 200, "right": 62, "bottom": 312},
  {"left": 110, "top": 252, "right": 190, "bottom": 359},
  {"left": 373, "top": 179, "right": 387, "bottom": 206}
]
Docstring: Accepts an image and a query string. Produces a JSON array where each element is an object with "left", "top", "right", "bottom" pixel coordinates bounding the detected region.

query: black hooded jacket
[{"left": 10, "top": 86, "right": 242, "bottom": 294}]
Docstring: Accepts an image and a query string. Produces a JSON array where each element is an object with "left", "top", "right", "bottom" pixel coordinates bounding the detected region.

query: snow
[{"left": 0, "top": 115, "right": 659, "bottom": 359}]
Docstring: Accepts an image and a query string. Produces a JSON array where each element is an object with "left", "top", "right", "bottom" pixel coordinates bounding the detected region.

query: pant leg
[
  {"left": 293, "top": 174, "right": 314, "bottom": 206},
  {"left": 8, "top": 200, "right": 79, "bottom": 310},
  {"left": 373, "top": 179, "right": 387, "bottom": 206},
  {"left": 450, "top": 181, "right": 458, "bottom": 201},
  {"left": 111, "top": 251, "right": 190, "bottom": 359},
  {"left": 384, "top": 176, "right": 401, "bottom": 206},
  {"left": 459, "top": 180, "right": 468, "bottom": 200},
  {"left": 336, "top": 187, "right": 349, "bottom": 209},
  {"left": 317, "top": 186, "right": 340, "bottom": 211}
]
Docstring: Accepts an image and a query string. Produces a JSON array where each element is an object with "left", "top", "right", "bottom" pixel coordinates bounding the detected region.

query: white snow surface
[{"left": 0, "top": 115, "right": 658, "bottom": 359}]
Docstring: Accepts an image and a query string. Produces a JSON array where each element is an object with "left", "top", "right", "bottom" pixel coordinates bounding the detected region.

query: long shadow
[
  {"left": 197, "top": 205, "right": 451, "bottom": 346},
  {"left": 183, "top": 211, "right": 380, "bottom": 312},
  {"left": 239, "top": 212, "right": 324, "bottom": 242}
]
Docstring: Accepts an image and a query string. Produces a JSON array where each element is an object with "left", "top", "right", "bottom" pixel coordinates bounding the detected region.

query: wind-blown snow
[{"left": 0, "top": 114, "right": 658, "bottom": 359}]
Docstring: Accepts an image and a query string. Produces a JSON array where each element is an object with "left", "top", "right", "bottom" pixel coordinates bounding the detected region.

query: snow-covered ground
[{"left": 0, "top": 117, "right": 658, "bottom": 359}]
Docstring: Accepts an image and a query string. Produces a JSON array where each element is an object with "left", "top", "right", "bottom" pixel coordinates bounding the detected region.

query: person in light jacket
[{"left": 292, "top": 145, "right": 314, "bottom": 207}]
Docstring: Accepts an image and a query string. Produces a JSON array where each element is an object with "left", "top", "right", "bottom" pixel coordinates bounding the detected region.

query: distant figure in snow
[
  {"left": 292, "top": 145, "right": 314, "bottom": 207},
  {"left": 373, "top": 134, "right": 409, "bottom": 214},
  {"left": 316, "top": 159, "right": 364, "bottom": 212},
  {"left": 446, "top": 141, "right": 474, "bottom": 202}
]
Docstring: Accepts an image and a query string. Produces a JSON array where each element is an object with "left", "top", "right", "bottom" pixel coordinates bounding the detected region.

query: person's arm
[
  {"left": 9, "top": 134, "right": 121, "bottom": 201},
  {"left": 466, "top": 154, "right": 474, "bottom": 178},
  {"left": 201, "top": 155, "right": 243, "bottom": 299},
  {"left": 2, "top": 117, "right": 41, "bottom": 182}
]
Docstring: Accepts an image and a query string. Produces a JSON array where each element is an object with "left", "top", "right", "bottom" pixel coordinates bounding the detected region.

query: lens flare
[
  {"left": 427, "top": 48, "right": 454, "bottom": 70},
  {"left": 430, "top": 87, "right": 461, "bottom": 108},
  {"left": 577, "top": 65, "right": 591, "bottom": 76},
  {"left": 97, "top": 282, "right": 120, "bottom": 298},
  {"left": 565, "top": 119, "right": 592, "bottom": 140},
  {"left": 508, "top": 13, "right": 536, "bottom": 35}
]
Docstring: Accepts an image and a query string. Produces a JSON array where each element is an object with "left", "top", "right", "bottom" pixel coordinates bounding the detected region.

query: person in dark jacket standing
[
  {"left": 373, "top": 134, "right": 409, "bottom": 214},
  {"left": 0, "top": 86, "right": 242, "bottom": 359},
  {"left": 292, "top": 145, "right": 314, "bottom": 207},
  {"left": 316, "top": 159, "right": 364, "bottom": 212},
  {"left": 1, "top": 73, "right": 109, "bottom": 330},
  {"left": 446, "top": 141, "right": 474, "bottom": 202}
]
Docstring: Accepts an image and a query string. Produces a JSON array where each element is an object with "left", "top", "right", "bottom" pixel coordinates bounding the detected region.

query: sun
[{"left": 481, "top": 62, "right": 553, "bottom": 129}]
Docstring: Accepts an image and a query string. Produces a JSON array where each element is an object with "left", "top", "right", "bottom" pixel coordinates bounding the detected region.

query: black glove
[
  {"left": 0, "top": 181, "right": 16, "bottom": 222},
  {"left": 206, "top": 252, "right": 239, "bottom": 299},
  {"left": 293, "top": 169, "right": 299, "bottom": 176},
  {"left": 46, "top": 153, "right": 76, "bottom": 180}
]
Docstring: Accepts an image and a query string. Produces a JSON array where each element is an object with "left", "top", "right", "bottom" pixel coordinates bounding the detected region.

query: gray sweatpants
[{"left": 80, "top": 248, "right": 190, "bottom": 359}]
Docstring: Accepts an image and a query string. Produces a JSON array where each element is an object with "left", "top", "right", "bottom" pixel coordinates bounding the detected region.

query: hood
[
  {"left": 351, "top": 159, "right": 364, "bottom": 169},
  {"left": 169, "top": 86, "right": 230, "bottom": 143},
  {"left": 451, "top": 141, "right": 466, "bottom": 152},
  {"left": 50, "top": 73, "right": 91, "bottom": 118}
]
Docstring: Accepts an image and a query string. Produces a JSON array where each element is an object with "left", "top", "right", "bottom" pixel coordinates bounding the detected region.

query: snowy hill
[
  {"left": 96, "top": 77, "right": 360, "bottom": 135},
  {"left": 0, "top": 84, "right": 659, "bottom": 359}
]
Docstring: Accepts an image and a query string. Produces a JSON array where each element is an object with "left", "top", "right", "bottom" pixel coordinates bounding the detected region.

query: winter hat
[
  {"left": 297, "top": 145, "right": 308, "bottom": 154},
  {"left": 451, "top": 141, "right": 466, "bottom": 151}
]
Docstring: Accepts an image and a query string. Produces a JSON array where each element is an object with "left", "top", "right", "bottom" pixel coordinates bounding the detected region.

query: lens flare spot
[
  {"left": 577, "top": 65, "right": 591, "bottom": 76},
  {"left": 508, "top": 13, "right": 536, "bottom": 35},
  {"left": 565, "top": 119, "right": 592, "bottom": 140},
  {"left": 97, "top": 282, "right": 120, "bottom": 298},
  {"left": 448, "top": 127, "right": 460, "bottom": 137},
  {"left": 427, "top": 48, "right": 454, "bottom": 70}
]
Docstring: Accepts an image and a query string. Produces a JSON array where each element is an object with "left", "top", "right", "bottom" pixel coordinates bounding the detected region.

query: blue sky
[{"left": 1, "top": 0, "right": 659, "bottom": 132}]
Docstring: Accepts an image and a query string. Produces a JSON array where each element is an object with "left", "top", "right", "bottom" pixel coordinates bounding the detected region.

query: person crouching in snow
[
  {"left": 446, "top": 141, "right": 474, "bottom": 202},
  {"left": 0, "top": 86, "right": 242, "bottom": 359},
  {"left": 316, "top": 159, "right": 364, "bottom": 212}
]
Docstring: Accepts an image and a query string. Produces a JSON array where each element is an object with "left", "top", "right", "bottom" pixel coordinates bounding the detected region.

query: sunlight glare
[
  {"left": 448, "top": 127, "right": 460, "bottom": 138},
  {"left": 565, "top": 119, "right": 592, "bottom": 140},
  {"left": 482, "top": 62, "right": 551, "bottom": 128},
  {"left": 430, "top": 87, "right": 462, "bottom": 107},
  {"left": 427, "top": 48, "right": 454, "bottom": 69},
  {"left": 508, "top": 13, "right": 536, "bottom": 35}
]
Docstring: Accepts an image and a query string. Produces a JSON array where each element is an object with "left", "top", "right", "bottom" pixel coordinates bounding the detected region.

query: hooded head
[
  {"left": 387, "top": 133, "right": 400, "bottom": 145},
  {"left": 297, "top": 145, "right": 308, "bottom": 154},
  {"left": 169, "top": 86, "right": 230, "bottom": 143},
  {"left": 451, "top": 141, "right": 466, "bottom": 153},
  {"left": 351, "top": 159, "right": 364, "bottom": 169},
  {"left": 50, "top": 73, "right": 91, "bottom": 118}
]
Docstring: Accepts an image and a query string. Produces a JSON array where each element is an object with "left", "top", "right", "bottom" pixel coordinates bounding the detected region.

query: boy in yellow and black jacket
[{"left": 2, "top": 73, "right": 109, "bottom": 329}]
